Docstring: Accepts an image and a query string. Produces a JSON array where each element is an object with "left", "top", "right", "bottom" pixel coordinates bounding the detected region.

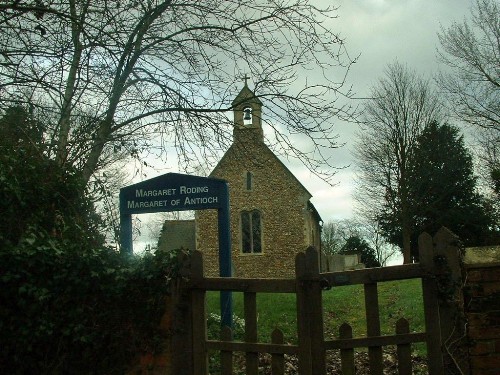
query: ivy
[
  {"left": 0, "top": 236, "right": 186, "bottom": 374},
  {"left": 0, "top": 105, "right": 188, "bottom": 373}
]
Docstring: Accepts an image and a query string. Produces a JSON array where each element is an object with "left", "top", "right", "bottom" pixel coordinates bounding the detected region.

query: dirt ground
[{"left": 228, "top": 348, "right": 428, "bottom": 374}]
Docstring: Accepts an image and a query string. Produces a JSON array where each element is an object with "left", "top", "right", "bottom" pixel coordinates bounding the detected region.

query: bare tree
[
  {"left": 321, "top": 222, "right": 338, "bottom": 255},
  {"left": 437, "top": 0, "right": 499, "bottom": 133},
  {"left": 322, "top": 218, "right": 398, "bottom": 266},
  {"left": 321, "top": 219, "right": 360, "bottom": 254},
  {"left": 0, "top": 0, "right": 358, "bottom": 187},
  {"left": 354, "top": 62, "right": 442, "bottom": 263},
  {"left": 437, "top": 0, "right": 500, "bottom": 201},
  {"left": 476, "top": 128, "right": 500, "bottom": 227},
  {"left": 360, "top": 219, "right": 399, "bottom": 267}
]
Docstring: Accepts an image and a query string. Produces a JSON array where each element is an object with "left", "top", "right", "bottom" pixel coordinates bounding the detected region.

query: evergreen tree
[
  {"left": 354, "top": 62, "right": 441, "bottom": 263},
  {"left": 380, "top": 121, "right": 497, "bottom": 259},
  {"left": 410, "top": 122, "right": 496, "bottom": 249}
]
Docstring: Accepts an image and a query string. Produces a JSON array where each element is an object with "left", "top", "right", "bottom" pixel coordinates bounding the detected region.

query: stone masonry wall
[{"left": 196, "top": 129, "right": 312, "bottom": 278}]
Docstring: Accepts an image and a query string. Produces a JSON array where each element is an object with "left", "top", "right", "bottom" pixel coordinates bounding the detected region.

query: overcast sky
[
  {"left": 294, "top": 0, "right": 473, "bottom": 222},
  {"left": 134, "top": 0, "right": 475, "bottom": 247}
]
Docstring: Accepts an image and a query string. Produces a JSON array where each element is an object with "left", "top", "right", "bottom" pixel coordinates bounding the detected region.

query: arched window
[{"left": 241, "top": 210, "right": 262, "bottom": 253}]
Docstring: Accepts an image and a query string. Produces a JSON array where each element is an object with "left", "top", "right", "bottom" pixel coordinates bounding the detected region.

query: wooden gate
[{"left": 185, "top": 229, "right": 462, "bottom": 374}]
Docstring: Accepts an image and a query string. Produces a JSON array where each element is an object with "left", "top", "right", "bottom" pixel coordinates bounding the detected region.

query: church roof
[{"left": 231, "top": 83, "right": 263, "bottom": 107}]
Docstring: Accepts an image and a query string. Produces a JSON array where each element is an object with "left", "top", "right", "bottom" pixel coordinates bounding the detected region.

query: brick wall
[
  {"left": 463, "top": 247, "right": 500, "bottom": 375},
  {"left": 126, "top": 281, "right": 193, "bottom": 375}
]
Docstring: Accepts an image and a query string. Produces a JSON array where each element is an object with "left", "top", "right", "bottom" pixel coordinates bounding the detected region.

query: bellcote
[{"left": 232, "top": 81, "right": 263, "bottom": 142}]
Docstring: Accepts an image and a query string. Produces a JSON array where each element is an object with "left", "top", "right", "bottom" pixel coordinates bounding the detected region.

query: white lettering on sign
[
  {"left": 126, "top": 195, "right": 218, "bottom": 209},
  {"left": 180, "top": 185, "right": 209, "bottom": 194},
  {"left": 135, "top": 188, "right": 176, "bottom": 197},
  {"left": 184, "top": 196, "right": 218, "bottom": 205},
  {"left": 125, "top": 185, "right": 218, "bottom": 211},
  {"left": 127, "top": 200, "right": 170, "bottom": 209}
]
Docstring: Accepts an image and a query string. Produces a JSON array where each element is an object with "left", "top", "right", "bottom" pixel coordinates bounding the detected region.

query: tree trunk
[
  {"left": 81, "top": 119, "right": 111, "bottom": 185},
  {"left": 402, "top": 222, "right": 412, "bottom": 264},
  {"left": 55, "top": 0, "right": 87, "bottom": 166}
]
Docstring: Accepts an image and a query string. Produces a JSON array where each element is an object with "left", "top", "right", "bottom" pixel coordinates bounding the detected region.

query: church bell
[{"left": 243, "top": 108, "right": 252, "bottom": 120}]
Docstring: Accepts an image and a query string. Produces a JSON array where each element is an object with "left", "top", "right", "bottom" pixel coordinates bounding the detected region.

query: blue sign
[
  {"left": 120, "top": 172, "right": 228, "bottom": 215},
  {"left": 119, "top": 172, "right": 233, "bottom": 328}
]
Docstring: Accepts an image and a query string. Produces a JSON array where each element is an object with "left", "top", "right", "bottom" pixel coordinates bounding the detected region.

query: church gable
[
  {"left": 195, "top": 82, "right": 321, "bottom": 278},
  {"left": 210, "top": 140, "right": 311, "bottom": 202},
  {"left": 198, "top": 146, "right": 313, "bottom": 277}
]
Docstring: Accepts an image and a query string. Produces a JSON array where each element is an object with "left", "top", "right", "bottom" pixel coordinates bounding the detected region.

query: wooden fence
[{"left": 181, "top": 228, "right": 464, "bottom": 375}]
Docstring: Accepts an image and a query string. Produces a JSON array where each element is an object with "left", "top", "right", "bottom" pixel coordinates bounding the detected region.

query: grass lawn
[{"left": 206, "top": 278, "right": 425, "bottom": 348}]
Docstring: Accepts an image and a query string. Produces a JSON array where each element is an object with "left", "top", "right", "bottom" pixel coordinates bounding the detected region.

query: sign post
[{"left": 119, "top": 173, "right": 233, "bottom": 328}]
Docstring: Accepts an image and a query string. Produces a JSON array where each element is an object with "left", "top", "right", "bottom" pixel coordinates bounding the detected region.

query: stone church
[{"left": 159, "top": 82, "right": 322, "bottom": 278}]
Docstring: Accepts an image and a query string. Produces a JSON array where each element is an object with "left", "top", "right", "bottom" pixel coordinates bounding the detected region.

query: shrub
[
  {"left": 0, "top": 106, "right": 187, "bottom": 373},
  {"left": 0, "top": 235, "right": 186, "bottom": 374}
]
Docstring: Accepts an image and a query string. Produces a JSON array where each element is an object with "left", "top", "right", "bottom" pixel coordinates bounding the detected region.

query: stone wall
[
  {"left": 158, "top": 220, "right": 196, "bottom": 252},
  {"left": 463, "top": 247, "right": 500, "bottom": 375},
  {"left": 320, "top": 253, "right": 364, "bottom": 272},
  {"left": 196, "top": 129, "right": 316, "bottom": 278}
]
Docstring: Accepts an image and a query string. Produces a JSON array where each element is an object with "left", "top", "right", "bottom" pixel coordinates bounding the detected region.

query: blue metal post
[
  {"left": 120, "top": 213, "right": 133, "bottom": 255},
  {"left": 218, "top": 182, "right": 233, "bottom": 329}
]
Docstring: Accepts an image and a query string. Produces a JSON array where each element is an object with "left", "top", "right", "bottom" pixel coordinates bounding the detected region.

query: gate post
[
  {"left": 295, "top": 247, "right": 326, "bottom": 375},
  {"left": 419, "top": 232, "right": 445, "bottom": 374},
  {"left": 433, "top": 227, "right": 469, "bottom": 374},
  {"left": 419, "top": 228, "right": 468, "bottom": 374},
  {"left": 190, "top": 251, "right": 208, "bottom": 375},
  {"left": 295, "top": 251, "right": 312, "bottom": 375}
]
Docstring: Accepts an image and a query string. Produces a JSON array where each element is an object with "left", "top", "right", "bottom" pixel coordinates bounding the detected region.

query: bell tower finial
[{"left": 242, "top": 73, "right": 250, "bottom": 87}]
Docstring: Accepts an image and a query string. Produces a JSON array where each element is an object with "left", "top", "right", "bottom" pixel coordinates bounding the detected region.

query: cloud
[
  {"left": 133, "top": 0, "right": 473, "bottom": 225},
  {"left": 289, "top": 0, "right": 473, "bottom": 222}
]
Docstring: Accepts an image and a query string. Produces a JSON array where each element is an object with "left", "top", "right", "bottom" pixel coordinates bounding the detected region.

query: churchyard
[
  {"left": 143, "top": 231, "right": 499, "bottom": 375},
  {"left": 206, "top": 279, "right": 424, "bottom": 347},
  {"left": 205, "top": 280, "right": 427, "bottom": 374}
]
